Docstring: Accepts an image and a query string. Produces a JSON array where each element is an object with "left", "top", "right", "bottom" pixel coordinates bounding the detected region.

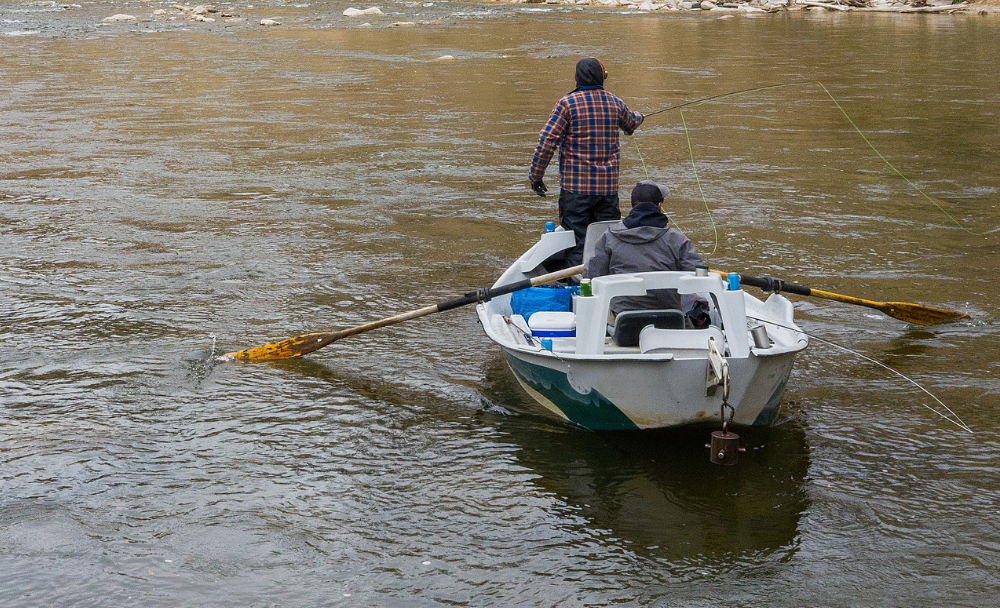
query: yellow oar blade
[
  {"left": 222, "top": 332, "right": 338, "bottom": 361},
  {"left": 810, "top": 289, "right": 969, "bottom": 325},
  {"left": 881, "top": 302, "right": 970, "bottom": 326},
  {"left": 221, "top": 306, "right": 438, "bottom": 361}
]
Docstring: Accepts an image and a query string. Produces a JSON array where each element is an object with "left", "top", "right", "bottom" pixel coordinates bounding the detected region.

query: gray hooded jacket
[{"left": 583, "top": 205, "right": 703, "bottom": 315}]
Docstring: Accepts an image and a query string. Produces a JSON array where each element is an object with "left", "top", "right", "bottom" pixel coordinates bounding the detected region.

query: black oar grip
[
  {"left": 437, "top": 275, "right": 542, "bottom": 312},
  {"left": 740, "top": 274, "right": 812, "bottom": 297},
  {"left": 437, "top": 289, "right": 489, "bottom": 313}
]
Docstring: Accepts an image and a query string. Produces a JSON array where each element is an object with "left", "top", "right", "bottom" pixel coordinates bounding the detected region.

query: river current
[{"left": 2, "top": 1, "right": 999, "bottom": 606}]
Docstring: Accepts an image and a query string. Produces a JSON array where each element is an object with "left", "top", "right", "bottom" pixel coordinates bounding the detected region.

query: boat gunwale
[{"left": 476, "top": 289, "right": 808, "bottom": 361}]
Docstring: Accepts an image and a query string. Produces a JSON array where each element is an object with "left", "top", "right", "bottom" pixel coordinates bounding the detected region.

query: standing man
[{"left": 529, "top": 57, "right": 644, "bottom": 268}]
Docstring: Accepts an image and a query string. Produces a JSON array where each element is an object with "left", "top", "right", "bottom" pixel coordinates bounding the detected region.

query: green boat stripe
[
  {"left": 505, "top": 354, "right": 639, "bottom": 431},
  {"left": 752, "top": 378, "right": 788, "bottom": 426}
]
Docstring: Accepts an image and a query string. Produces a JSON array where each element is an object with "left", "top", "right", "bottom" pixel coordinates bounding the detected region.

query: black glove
[{"left": 530, "top": 179, "right": 548, "bottom": 197}]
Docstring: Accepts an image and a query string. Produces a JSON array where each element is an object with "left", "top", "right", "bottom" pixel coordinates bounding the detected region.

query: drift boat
[{"left": 476, "top": 224, "right": 809, "bottom": 431}]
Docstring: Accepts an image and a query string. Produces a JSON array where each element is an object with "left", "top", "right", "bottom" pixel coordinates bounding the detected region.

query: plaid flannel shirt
[{"left": 529, "top": 87, "right": 644, "bottom": 196}]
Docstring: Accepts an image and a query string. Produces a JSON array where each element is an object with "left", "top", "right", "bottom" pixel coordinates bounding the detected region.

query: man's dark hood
[
  {"left": 622, "top": 201, "right": 669, "bottom": 230},
  {"left": 574, "top": 58, "right": 605, "bottom": 89}
]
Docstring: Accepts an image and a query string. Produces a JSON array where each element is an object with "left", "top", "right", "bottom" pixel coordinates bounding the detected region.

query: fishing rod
[{"left": 641, "top": 81, "right": 812, "bottom": 118}]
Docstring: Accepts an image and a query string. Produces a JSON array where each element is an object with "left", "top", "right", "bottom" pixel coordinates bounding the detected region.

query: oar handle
[
  {"left": 709, "top": 269, "right": 812, "bottom": 296},
  {"left": 736, "top": 274, "right": 812, "bottom": 297},
  {"left": 437, "top": 264, "right": 584, "bottom": 312}
]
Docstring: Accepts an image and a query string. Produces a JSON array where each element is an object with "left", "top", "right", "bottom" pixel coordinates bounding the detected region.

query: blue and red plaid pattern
[{"left": 529, "top": 88, "right": 644, "bottom": 196}]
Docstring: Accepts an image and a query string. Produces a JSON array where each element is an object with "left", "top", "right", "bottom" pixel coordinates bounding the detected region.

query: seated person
[{"left": 583, "top": 180, "right": 708, "bottom": 326}]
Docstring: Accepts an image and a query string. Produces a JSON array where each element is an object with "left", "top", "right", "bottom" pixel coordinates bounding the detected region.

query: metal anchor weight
[{"left": 707, "top": 427, "right": 745, "bottom": 465}]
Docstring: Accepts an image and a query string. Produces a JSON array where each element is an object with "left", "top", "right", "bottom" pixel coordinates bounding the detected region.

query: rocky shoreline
[
  {"left": 491, "top": 0, "right": 996, "bottom": 15},
  {"left": 93, "top": 0, "right": 999, "bottom": 26}
]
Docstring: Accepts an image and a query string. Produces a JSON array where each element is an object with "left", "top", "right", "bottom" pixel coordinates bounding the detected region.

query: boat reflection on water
[
  {"left": 273, "top": 354, "right": 810, "bottom": 569},
  {"left": 481, "top": 354, "right": 811, "bottom": 566}
]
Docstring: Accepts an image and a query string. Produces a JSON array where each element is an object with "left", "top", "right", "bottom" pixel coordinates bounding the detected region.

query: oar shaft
[
  {"left": 720, "top": 270, "right": 967, "bottom": 325},
  {"left": 330, "top": 304, "right": 442, "bottom": 339},
  {"left": 222, "top": 265, "right": 584, "bottom": 361}
]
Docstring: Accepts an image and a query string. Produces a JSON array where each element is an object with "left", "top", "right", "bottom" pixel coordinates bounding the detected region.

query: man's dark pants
[{"left": 550, "top": 190, "right": 621, "bottom": 269}]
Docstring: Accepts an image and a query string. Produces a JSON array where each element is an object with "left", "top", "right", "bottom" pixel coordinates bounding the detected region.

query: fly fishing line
[
  {"left": 636, "top": 80, "right": 991, "bottom": 239},
  {"left": 748, "top": 314, "right": 973, "bottom": 435},
  {"left": 815, "top": 82, "right": 985, "bottom": 237},
  {"left": 680, "top": 109, "right": 719, "bottom": 257}
]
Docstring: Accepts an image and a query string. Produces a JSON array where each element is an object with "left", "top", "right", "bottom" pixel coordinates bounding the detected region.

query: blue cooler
[{"left": 527, "top": 311, "right": 577, "bottom": 338}]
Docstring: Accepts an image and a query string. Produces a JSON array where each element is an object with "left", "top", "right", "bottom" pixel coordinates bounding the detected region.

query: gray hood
[{"left": 607, "top": 222, "right": 669, "bottom": 245}]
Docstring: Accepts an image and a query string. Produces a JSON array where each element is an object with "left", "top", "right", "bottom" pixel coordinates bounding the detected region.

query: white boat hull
[
  {"left": 477, "top": 226, "right": 809, "bottom": 431},
  {"left": 500, "top": 344, "right": 798, "bottom": 431}
]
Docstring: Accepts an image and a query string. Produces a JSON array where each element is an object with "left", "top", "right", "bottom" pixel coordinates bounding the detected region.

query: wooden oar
[
  {"left": 221, "top": 265, "right": 584, "bottom": 362},
  {"left": 718, "top": 271, "right": 968, "bottom": 325}
]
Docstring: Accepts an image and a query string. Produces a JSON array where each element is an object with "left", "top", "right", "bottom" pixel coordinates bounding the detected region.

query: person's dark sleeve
[{"left": 618, "top": 99, "right": 644, "bottom": 136}]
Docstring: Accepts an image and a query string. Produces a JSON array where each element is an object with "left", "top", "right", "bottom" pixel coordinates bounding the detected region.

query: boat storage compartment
[{"left": 528, "top": 311, "right": 577, "bottom": 337}]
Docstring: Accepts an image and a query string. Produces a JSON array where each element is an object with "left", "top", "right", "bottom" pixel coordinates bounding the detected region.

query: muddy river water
[{"left": 2, "top": 1, "right": 999, "bottom": 606}]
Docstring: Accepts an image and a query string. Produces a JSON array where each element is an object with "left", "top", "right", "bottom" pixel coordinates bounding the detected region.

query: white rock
[
  {"left": 260, "top": 18, "right": 280, "bottom": 25},
  {"left": 739, "top": 4, "right": 765, "bottom": 11},
  {"left": 432, "top": 54, "right": 456, "bottom": 61},
  {"left": 343, "top": 7, "right": 384, "bottom": 16},
  {"left": 153, "top": 9, "right": 166, "bottom": 15},
  {"left": 638, "top": 1, "right": 657, "bottom": 9},
  {"left": 103, "top": 14, "right": 136, "bottom": 21},
  {"left": 700, "top": 1, "right": 717, "bottom": 8},
  {"left": 390, "top": 21, "right": 415, "bottom": 26},
  {"left": 680, "top": 1, "right": 694, "bottom": 7},
  {"left": 193, "top": 15, "right": 215, "bottom": 21}
]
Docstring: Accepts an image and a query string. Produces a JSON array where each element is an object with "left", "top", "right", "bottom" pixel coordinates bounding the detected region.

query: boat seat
[
  {"left": 582, "top": 220, "right": 619, "bottom": 266},
  {"left": 639, "top": 325, "right": 728, "bottom": 357},
  {"left": 610, "top": 309, "right": 689, "bottom": 347}
]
